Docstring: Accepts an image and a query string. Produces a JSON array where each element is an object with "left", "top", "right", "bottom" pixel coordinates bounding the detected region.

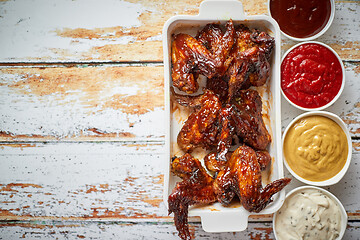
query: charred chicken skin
[
  {"left": 168, "top": 154, "right": 216, "bottom": 240},
  {"left": 213, "top": 145, "right": 291, "bottom": 211}
]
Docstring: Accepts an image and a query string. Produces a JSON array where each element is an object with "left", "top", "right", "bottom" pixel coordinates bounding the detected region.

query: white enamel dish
[{"left": 163, "top": 0, "right": 285, "bottom": 233}]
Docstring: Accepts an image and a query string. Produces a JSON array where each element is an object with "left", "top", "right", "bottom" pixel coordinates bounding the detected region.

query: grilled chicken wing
[
  {"left": 196, "top": 20, "right": 234, "bottom": 62},
  {"left": 172, "top": 20, "right": 235, "bottom": 94},
  {"left": 168, "top": 154, "right": 216, "bottom": 240},
  {"left": 174, "top": 89, "right": 221, "bottom": 152},
  {"left": 232, "top": 89, "right": 271, "bottom": 150},
  {"left": 204, "top": 148, "right": 271, "bottom": 173},
  {"left": 214, "top": 145, "right": 291, "bottom": 211},
  {"left": 171, "top": 33, "right": 219, "bottom": 94},
  {"left": 225, "top": 25, "right": 274, "bottom": 100},
  {"left": 215, "top": 89, "right": 271, "bottom": 163}
]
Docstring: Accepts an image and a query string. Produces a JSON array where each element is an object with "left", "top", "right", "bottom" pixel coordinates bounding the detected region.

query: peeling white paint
[
  {"left": 0, "top": 81, "right": 165, "bottom": 139},
  {"left": 0, "top": 0, "right": 149, "bottom": 61}
]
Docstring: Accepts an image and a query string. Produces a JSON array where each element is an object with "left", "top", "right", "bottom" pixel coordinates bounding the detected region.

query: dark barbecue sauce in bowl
[{"left": 269, "top": 0, "right": 332, "bottom": 39}]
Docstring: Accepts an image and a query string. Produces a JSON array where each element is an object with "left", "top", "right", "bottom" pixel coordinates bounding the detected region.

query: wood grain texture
[
  {"left": 0, "top": 221, "right": 359, "bottom": 240},
  {"left": 1, "top": 62, "right": 359, "bottom": 141},
  {"left": 0, "top": 142, "right": 359, "bottom": 222},
  {"left": 0, "top": 65, "right": 164, "bottom": 141},
  {"left": 0, "top": 0, "right": 359, "bottom": 239},
  {"left": 0, "top": 0, "right": 358, "bottom": 62},
  {"left": 0, "top": 143, "right": 165, "bottom": 220}
]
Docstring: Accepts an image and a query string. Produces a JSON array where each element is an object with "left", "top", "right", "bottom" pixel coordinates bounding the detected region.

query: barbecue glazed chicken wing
[
  {"left": 171, "top": 33, "right": 217, "bottom": 94},
  {"left": 213, "top": 145, "right": 291, "bottom": 211},
  {"left": 171, "top": 20, "right": 235, "bottom": 94},
  {"left": 174, "top": 89, "right": 222, "bottom": 152},
  {"left": 225, "top": 25, "right": 274, "bottom": 100},
  {"left": 215, "top": 89, "right": 271, "bottom": 162},
  {"left": 168, "top": 154, "right": 216, "bottom": 240},
  {"left": 196, "top": 20, "right": 235, "bottom": 73},
  {"left": 232, "top": 89, "right": 271, "bottom": 150},
  {"left": 204, "top": 148, "right": 271, "bottom": 174}
]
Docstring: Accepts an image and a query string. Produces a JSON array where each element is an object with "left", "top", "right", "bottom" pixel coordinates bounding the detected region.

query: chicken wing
[
  {"left": 171, "top": 20, "right": 235, "bottom": 94},
  {"left": 225, "top": 25, "right": 274, "bottom": 100},
  {"left": 214, "top": 89, "right": 271, "bottom": 163},
  {"left": 168, "top": 154, "right": 216, "bottom": 240},
  {"left": 232, "top": 89, "right": 271, "bottom": 150},
  {"left": 171, "top": 33, "right": 219, "bottom": 94},
  {"left": 174, "top": 89, "right": 221, "bottom": 152},
  {"left": 196, "top": 19, "right": 235, "bottom": 75},
  {"left": 214, "top": 145, "right": 291, "bottom": 211},
  {"left": 205, "top": 148, "right": 271, "bottom": 173}
]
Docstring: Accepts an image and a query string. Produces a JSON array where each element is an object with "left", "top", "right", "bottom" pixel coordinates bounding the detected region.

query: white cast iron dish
[
  {"left": 282, "top": 111, "right": 352, "bottom": 186},
  {"left": 273, "top": 186, "right": 347, "bottom": 240},
  {"left": 163, "top": 0, "right": 285, "bottom": 233},
  {"left": 281, "top": 41, "right": 345, "bottom": 111}
]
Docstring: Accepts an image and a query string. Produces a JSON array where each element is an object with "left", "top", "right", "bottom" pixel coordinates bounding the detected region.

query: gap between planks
[
  {"left": 0, "top": 61, "right": 163, "bottom": 68},
  {"left": 0, "top": 60, "right": 359, "bottom": 68}
]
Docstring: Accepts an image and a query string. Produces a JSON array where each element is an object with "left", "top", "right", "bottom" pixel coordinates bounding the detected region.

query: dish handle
[
  {"left": 198, "top": 0, "right": 246, "bottom": 19},
  {"left": 200, "top": 211, "right": 250, "bottom": 232}
]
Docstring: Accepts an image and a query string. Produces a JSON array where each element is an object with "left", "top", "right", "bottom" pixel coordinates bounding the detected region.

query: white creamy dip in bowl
[{"left": 273, "top": 186, "right": 347, "bottom": 240}]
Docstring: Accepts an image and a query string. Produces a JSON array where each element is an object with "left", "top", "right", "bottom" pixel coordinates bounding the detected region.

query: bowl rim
[
  {"left": 280, "top": 41, "right": 345, "bottom": 111},
  {"left": 273, "top": 185, "right": 348, "bottom": 240},
  {"left": 267, "top": 0, "right": 335, "bottom": 41},
  {"left": 282, "top": 111, "right": 352, "bottom": 186}
]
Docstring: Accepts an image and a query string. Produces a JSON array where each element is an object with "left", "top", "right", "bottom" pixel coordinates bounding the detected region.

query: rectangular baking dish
[{"left": 162, "top": 0, "right": 284, "bottom": 233}]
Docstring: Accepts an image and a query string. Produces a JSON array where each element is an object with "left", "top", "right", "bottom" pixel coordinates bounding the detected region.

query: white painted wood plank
[
  {"left": 0, "top": 66, "right": 164, "bottom": 141},
  {"left": 0, "top": 0, "right": 358, "bottom": 62},
  {"left": 0, "top": 63, "right": 359, "bottom": 141},
  {"left": 0, "top": 221, "right": 359, "bottom": 240},
  {"left": 0, "top": 142, "right": 165, "bottom": 219},
  {"left": 0, "top": 0, "right": 148, "bottom": 62},
  {"left": 0, "top": 142, "right": 359, "bottom": 221}
]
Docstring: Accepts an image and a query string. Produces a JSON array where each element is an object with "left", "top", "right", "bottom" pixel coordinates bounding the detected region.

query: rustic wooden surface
[{"left": 0, "top": 0, "right": 359, "bottom": 239}]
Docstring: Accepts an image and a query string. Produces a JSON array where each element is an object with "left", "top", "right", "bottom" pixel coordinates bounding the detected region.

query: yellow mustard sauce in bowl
[{"left": 283, "top": 115, "right": 348, "bottom": 182}]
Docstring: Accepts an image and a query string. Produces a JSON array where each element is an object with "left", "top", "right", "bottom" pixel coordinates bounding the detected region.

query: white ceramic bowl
[
  {"left": 273, "top": 186, "right": 347, "bottom": 240},
  {"left": 281, "top": 41, "right": 345, "bottom": 111},
  {"left": 282, "top": 111, "right": 352, "bottom": 186},
  {"left": 268, "top": 0, "right": 335, "bottom": 41}
]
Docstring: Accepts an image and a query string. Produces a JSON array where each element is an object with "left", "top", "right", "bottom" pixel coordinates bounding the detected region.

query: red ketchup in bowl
[
  {"left": 281, "top": 43, "right": 343, "bottom": 109},
  {"left": 269, "top": 0, "right": 331, "bottom": 38}
]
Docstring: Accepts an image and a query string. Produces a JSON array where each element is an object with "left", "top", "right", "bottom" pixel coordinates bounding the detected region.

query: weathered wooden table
[{"left": 0, "top": 0, "right": 359, "bottom": 239}]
